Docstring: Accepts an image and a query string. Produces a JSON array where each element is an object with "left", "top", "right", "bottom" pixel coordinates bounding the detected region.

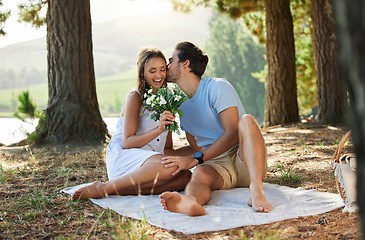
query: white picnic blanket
[{"left": 61, "top": 183, "right": 344, "bottom": 234}]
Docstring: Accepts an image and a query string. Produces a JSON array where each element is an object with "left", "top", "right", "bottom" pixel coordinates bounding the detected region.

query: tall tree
[
  {"left": 311, "top": 0, "right": 347, "bottom": 124},
  {"left": 44, "top": 0, "right": 107, "bottom": 143},
  {"left": 264, "top": 0, "right": 298, "bottom": 126},
  {"left": 334, "top": 0, "right": 365, "bottom": 235},
  {"left": 16, "top": 0, "right": 107, "bottom": 143}
]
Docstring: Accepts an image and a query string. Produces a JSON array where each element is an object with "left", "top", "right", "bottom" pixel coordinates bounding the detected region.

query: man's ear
[{"left": 182, "top": 60, "right": 190, "bottom": 68}]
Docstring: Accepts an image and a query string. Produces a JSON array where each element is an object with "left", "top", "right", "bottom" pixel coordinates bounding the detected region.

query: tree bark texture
[
  {"left": 311, "top": 0, "right": 347, "bottom": 124},
  {"left": 264, "top": 0, "right": 299, "bottom": 127},
  {"left": 334, "top": 0, "right": 365, "bottom": 236},
  {"left": 46, "top": 0, "right": 107, "bottom": 143}
]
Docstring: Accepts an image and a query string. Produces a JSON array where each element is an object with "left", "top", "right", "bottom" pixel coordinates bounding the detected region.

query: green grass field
[{"left": 0, "top": 69, "right": 138, "bottom": 118}]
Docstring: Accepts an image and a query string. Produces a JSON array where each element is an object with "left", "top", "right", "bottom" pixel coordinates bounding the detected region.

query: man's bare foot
[
  {"left": 247, "top": 183, "right": 273, "bottom": 213},
  {"left": 159, "top": 191, "right": 206, "bottom": 217},
  {"left": 72, "top": 181, "right": 108, "bottom": 200}
]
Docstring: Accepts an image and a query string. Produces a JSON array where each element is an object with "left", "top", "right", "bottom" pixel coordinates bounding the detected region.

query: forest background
[{"left": 0, "top": 0, "right": 316, "bottom": 126}]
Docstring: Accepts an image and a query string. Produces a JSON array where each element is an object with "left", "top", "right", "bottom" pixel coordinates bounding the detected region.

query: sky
[{"left": 0, "top": 0, "right": 173, "bottom": 48}]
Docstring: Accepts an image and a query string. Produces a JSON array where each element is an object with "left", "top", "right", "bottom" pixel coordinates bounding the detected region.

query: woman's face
[{"left": 144, "top": 57, "right": 166, "bottom": 91}]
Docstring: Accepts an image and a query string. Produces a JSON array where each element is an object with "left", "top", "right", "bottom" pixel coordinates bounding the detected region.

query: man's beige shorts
[{"left": 203, "top": 145, "right": 268, "bottom": 190}]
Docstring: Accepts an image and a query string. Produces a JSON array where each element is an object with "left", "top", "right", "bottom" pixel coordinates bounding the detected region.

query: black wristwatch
[{"left": 193, "top": 151, "right": 204, "bottom": 165}]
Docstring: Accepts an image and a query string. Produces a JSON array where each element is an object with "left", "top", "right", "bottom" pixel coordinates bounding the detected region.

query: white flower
[
  {"left": 144, "top": 93, "right": 147, "bottom": 98},
  {"left": 146, "top": 98, "right": 152, "bottom": 105},
  {"left": 146, "top": 95, "right": 155, "bottom": 105},
  {"left": 174, "top": 95, "right": 182, "bottom": 101},
  {"left": 148, "top": 89, "right": 153, "bottom": 94},
  {"left": 159, "top": 96, "right": 167, "bottom": 105}
]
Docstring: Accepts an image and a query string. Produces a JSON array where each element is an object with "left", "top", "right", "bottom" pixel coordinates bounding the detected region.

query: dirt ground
[{"left": 0, "top": 123, "right": 360, "bottom": 239}]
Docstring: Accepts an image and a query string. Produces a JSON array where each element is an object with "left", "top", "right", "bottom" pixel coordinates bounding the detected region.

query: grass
[
  {"left": 0, "top": 126, "right": 360, "bottom": 239},
  {"left": 275, "top": 163, "right": 301, "bottom": 184},
  {"left": 0, "top": 69, "right": 137, "bottom": 118},
  {"left": 0, "top": 143, "right": 287, "bottom": 239}
]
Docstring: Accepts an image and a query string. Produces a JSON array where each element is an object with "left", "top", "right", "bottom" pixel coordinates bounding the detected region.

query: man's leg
[
  {"left": 160, "top": 165, "right": 223, "bottom": 216},
  {"left": 238, "top": 114, "right": 273, "bottom": 213}
]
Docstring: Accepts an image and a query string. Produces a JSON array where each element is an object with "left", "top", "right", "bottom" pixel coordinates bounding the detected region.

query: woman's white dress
[{"left": 106, "top": 103, "right": 168, "bottom": 181}]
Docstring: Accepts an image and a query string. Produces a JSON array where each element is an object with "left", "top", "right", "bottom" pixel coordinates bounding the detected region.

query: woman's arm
[
  {"left": 122, "top": 91, "right": 174, "bottom": 149},
  {"left": 164, "top": 131, "right": 200, "bottom": 156}
]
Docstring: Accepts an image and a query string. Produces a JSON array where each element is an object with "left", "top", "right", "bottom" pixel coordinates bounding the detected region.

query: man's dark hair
[{"left": 175, "top": 41, "right": 209, "bottom": 78}]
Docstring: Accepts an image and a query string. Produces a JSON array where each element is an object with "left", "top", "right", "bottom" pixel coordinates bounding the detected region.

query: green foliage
[
  {"left": 237, "top": 228, "right": 282, "bottom": 239},
  {"left": 14, "top": 90, "right": 39, "bottom": 120},
  {"left": 291, "top": 0, "right": 317, "bottom": 115},
  {"left": 170, "top": 0, "right": 212, "bottom": 12},
  {"left": 275, "top": 164, "right": 301, "bottom": 184},
  {"left": 205, "top": 13, "right": 266, "bottom": 123},
  {"left": 0, "top": 164, "right": 8, "bottom": 183},
  {"left": 17, "top": 0, "right": 47, "bottom": 28},
  {"left": 0, "top": 0, "right": 11, "bottom": 35},
  {"left": 13, "top": 90, "right": 46, "bottom": 142}
]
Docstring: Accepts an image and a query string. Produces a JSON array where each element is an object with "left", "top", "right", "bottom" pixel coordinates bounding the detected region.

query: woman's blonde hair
[{"left": 136, "top": 47, "right": 167, "bottom": 99}]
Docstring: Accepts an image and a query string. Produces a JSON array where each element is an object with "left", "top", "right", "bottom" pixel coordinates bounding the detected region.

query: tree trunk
[
  {"left": 45, "top": 0, "right": 107, "bottom": 143},
  {"left": 263, "top": 0, "right": 299, "bottom": 127},
  {"left": 334, "top": 0, "right": 365, "bottom": 236},
  {"left": 311, "top": 0, "right": 347, "bottom": 124}
]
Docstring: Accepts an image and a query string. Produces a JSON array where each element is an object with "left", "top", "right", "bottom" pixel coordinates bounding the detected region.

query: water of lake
[{"left": 0, "top": 118, "right": 118, "bottom": 146}]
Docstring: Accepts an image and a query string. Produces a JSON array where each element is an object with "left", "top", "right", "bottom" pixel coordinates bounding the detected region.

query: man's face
[{"left": 166, "top": 50, "right": 181, "bottom": 83}]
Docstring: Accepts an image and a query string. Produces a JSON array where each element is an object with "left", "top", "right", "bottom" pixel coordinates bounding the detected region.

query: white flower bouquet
[{"left": 143, "top": 85, "right": 188, "bottom": 134}]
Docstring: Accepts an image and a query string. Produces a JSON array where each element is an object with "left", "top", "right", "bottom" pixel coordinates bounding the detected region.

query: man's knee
[
  {"left": 239, "top": 114, "right": 258, "bottom": 132},
  {"left": 190, "top": 166, "right": 215, "bottom": 185}
]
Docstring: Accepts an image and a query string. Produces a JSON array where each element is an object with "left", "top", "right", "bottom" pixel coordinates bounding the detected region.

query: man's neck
[{"left": 177, "top": 75, "right": 201, "bottom": 99}]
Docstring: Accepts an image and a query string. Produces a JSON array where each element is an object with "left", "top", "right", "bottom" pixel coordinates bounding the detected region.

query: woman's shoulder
[
  {"left": 125, "top": 90, "right": 143, "bottom": 101},
  {"left": 122, "top": 90, "right": 143, "bottom": 114}
]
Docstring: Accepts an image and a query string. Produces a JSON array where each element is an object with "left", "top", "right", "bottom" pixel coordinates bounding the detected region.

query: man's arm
[
  {"left": 199, "top": 106, "right": 239, "bottom": 162},
  {"left": 161, "top": 106, "right": 240, "bottom": 176},
  {"left": 164, "top": 132, "right": 202, "bottom": 156}
]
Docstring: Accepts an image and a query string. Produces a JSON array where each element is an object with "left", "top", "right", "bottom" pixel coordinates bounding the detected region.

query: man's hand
[{"left": 161, "top": 156, "right": 198, "bottom": 176}]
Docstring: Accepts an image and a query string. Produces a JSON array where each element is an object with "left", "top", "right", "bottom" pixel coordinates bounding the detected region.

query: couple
[{"left": 72, "top": 41, "right": 273, "bottom": 216}]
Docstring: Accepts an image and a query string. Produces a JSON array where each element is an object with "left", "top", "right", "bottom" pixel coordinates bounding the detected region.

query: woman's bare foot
[
  {"left": 159, "top": 191, "right": 206, "bottom": 217},
  {"left": 72, "top": 181, "right": 108, "bottom": 200},
  {"left": 247, "top": 183, "right": 273, "bottom": 213}
]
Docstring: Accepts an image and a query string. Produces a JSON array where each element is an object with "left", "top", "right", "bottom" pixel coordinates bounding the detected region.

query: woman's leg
[
  {"left": 72, "top": 154, "right": 191, "bottom": 200},
  {"left": 115, "top": 169, "right": 191, "bottom": 195}
]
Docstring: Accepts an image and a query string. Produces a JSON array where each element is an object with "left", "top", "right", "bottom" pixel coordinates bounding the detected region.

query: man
[{"left": 160, "top": 41, "right": 272, "bottom": 216}]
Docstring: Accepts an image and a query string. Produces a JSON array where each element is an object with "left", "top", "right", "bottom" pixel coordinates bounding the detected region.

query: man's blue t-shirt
[{"left": 179, "top": 77, "right": 246, "bottom": 149}]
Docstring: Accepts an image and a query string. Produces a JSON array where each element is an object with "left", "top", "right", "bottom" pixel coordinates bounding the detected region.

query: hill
[{"left": 0, "top": 7, "right": 212, "bottom": 88}]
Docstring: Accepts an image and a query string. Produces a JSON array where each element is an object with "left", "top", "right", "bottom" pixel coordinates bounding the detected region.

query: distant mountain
[{"left": 0, "top": 8, "right": 212, "bottom": 88}]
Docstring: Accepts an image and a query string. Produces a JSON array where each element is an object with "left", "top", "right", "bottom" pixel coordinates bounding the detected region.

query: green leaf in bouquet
[{"left": 177, "top": 109, "right": 184, "bottom": 117}]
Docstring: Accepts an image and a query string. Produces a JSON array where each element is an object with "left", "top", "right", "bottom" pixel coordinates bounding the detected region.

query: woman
[{"left": 72, "top": 47, "right": 191, "bottom": 200}]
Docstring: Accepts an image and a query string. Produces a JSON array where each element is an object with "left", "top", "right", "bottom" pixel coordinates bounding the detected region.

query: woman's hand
[
  {"left": 158, "top": 111, "right": 175, "bottom": 133},
  {"left": 161, "top": 156, "right": 198, "bottom": 176}
]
